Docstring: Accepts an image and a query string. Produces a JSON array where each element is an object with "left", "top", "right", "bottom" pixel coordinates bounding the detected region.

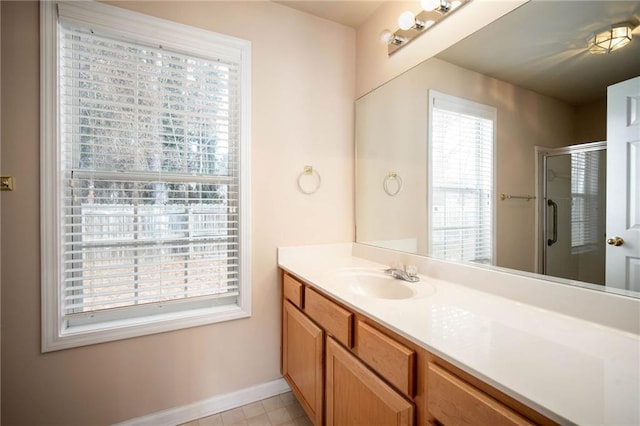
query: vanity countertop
[{"left": 278, "top": 243, "right": 640, "bottom": 426}]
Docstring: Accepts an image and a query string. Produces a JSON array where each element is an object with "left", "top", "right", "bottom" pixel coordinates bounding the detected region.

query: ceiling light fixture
[
  {"left": 381, "top": 0, "right": 471, "bottom": 56},
  {"left": 586, "top": 22, "right": 633, "bottom": 54}
]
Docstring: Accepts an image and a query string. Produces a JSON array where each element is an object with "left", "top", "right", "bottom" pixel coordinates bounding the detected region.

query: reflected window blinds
[
  {"left": 571, "top": 151, "right": 604, "bottom": 250},
  {"left": 429, "top": 92, "right": 496, "bottom": 264}
]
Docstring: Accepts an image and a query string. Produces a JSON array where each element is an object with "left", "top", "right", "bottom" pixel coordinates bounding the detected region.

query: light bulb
[
  {"left": 380, "top": 29, "right": 404, "bottom": 45},
  {"left": 421, "top": 0, "right": 440, "bottom": 11},
  {"left": 398, "top": 11, "right": 416, "bottom": 31},
  {"left": 380, "top": 29, "right": 394, "bottom": 44}
]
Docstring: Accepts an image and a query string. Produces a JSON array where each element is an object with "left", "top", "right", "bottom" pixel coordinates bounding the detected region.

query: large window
[
  {"left": 428, "top": 91, "right": 496, "bottom": 264},
  {"left": 41, "top": 1, "right": 251, "bottom": 351}
]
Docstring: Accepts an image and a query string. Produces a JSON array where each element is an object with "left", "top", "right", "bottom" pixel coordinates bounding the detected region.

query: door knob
[{"left": 607, "top": 237, "right": 624, "bottom": 246}]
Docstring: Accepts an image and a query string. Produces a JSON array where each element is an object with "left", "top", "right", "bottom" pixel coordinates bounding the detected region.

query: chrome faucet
[{"left": 384, "top": 264, "right": 420, "bottom": 283}]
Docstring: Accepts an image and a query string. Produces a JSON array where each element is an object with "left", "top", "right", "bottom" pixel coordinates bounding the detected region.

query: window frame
[
  {"left": 41, "top": 1, "right": 252, "bottom": 352},
  {"left": 427, "top": 90, "right": 496, "bottom": 264}
]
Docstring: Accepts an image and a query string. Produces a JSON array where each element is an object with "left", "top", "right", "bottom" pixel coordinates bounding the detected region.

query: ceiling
[
  {"left": 436, "top": 1, "right": 640, "bottom": 106},
  {"left": 274, "top": 1, "right": 383, "bottom": 29},
  {"left": 275, "top": 1, "right": 640, "bottom": 107}
]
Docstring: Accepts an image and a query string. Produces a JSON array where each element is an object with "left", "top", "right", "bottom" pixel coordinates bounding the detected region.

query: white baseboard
[{"left": 114, "top": 378, "right": 291, "bottom": 426}]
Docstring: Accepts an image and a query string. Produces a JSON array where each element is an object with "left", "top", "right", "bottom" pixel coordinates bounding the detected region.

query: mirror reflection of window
[
  {"left": 428, "top": 91, "right": 496, "bottom": 264},
  {"left": 571, "top": 150, "right": 606, "bottom": 252}
]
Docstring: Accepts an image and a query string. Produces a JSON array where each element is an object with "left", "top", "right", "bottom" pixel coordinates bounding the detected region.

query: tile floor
[{"left": 180, "top": 391, "right": 312, "bottom": 426}]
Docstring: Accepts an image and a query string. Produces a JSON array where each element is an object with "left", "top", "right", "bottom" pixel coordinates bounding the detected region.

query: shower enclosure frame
[{"left": 535, "top": 141, "right": 607, "bottom": 277}]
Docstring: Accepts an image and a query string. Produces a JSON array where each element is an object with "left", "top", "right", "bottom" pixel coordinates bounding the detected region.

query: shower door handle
[{"left": 547, "top": 199, "right": 558, "bottom": 246}]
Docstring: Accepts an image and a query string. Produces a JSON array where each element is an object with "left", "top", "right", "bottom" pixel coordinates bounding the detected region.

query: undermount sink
[
  {"left": 329, "top": 269, "right": 435, "bottom": 300},
  {"left": 347, "top": 272, "right": 415, "bottom": 299}
]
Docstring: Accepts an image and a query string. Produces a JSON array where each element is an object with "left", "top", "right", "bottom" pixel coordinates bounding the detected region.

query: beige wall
[
  {"left": 356, "top": 57, "right": 574, "bottom": 272},
  {"left": 1, "top": 2, "right": 355, "bottom": 424},
  {"left": 575, "top": 97, "right": 607, "bottom": 144}
]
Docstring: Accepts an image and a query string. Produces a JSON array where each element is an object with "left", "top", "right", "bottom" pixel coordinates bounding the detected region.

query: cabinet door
[
  {"left": 282, "top": 301, "right": 323, "bottom": 425},
  {"left": 326, "top": 336, "right": 414, "bottom": 426}
]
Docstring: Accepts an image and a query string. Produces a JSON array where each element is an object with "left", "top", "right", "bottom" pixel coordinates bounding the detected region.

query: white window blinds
[
  {"left": 60, "top": 23, "right": 242, "bottom": 325},
  {"left": 571, "top": 150, "right": 605, "bottom": 249},
  {"left": 41, "top": 1, "right": 251, "bottom": 350},
  {"left": 428, "top": 92, "right": 495, "bottom": 264}
]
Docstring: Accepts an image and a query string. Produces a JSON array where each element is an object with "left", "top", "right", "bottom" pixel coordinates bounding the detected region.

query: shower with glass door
[{"left": 540, "top": 142, "right": 606, "bottom": 285}]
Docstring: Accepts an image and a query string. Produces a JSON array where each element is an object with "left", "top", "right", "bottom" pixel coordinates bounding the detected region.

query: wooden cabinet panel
[
  {"left": 356, "top": 320, "right": 416, "bottom": 397},
  {"left": 326, "top": 336, "right": 414, "bottom": 426},
  {"left": 427, "top": 363, "right": 534, "bottom": 426},
  {"left": 305, "top": 287, "right": 353, "bottom": 347},
  {"left": 283, "top": 273, "right": 304, "bottom": 308},
  {"left": 282, "top": 301, "right": 323, "bottom": 425}
]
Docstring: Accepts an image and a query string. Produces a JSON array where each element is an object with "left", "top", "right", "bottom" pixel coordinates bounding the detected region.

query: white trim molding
[{"left": 114, "top": 379, "right": 291, "bottom": 426}]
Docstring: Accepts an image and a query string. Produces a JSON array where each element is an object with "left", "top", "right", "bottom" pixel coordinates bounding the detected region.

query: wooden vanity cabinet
[
  {"left": 280, "top": 270, "right": 555, "bottom": 426},
  {"left": 282, "top": 271, "right": 415, "bottom": 426}
]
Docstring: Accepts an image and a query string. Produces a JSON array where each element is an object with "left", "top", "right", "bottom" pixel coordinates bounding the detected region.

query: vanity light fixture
[
  {"left": 382, "top": 0, "right": 471, "bottom": 56},
  {"left": 586, "top": 22, "right": 634, "bottom": 54}
]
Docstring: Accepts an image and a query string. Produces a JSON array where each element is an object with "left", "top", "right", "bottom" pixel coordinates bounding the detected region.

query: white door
[{"left": 606, "top": 76, "right": 640, "bottom": 290}]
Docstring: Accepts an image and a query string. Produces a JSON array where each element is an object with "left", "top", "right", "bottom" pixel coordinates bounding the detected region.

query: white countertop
[{"left": 278, "top": 243, "right": 640, "bottom": 426}]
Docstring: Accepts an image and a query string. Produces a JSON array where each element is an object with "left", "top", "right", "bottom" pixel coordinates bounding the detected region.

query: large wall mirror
[{"left": 355, "top": 0, "right": 640, "bottom": 298}]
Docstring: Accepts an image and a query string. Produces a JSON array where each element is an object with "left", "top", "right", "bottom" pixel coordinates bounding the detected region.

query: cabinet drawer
[
  {"left": 356, "top": 320, "right": 415, "bottom": 397},
  {"left": 283, "top": 273, "right": 304, "bottom": 308},
  {"left": 304, "top": 288, "right": 353, "bottom": 347},
  {"left": 427, "top": 363, "right": 534, "bottom": 426}
]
